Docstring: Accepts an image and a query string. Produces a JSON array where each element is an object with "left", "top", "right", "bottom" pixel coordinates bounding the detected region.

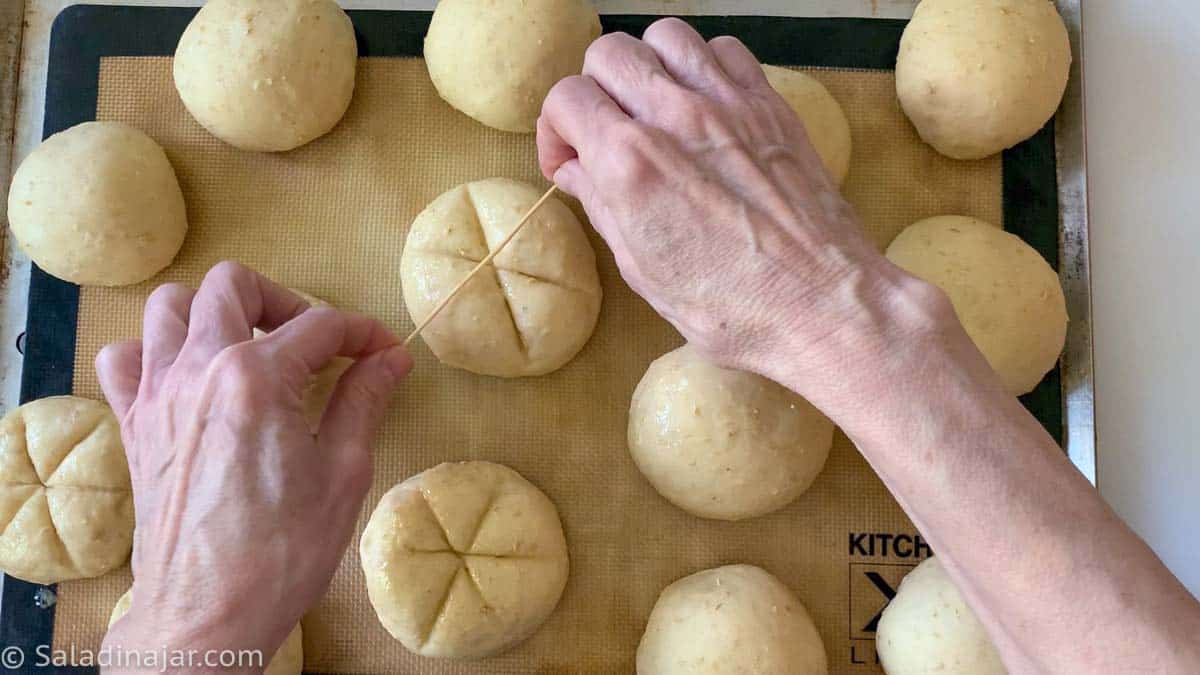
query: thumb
[{"left": 317, "top": 345, "right": 413, "bottom": 462}]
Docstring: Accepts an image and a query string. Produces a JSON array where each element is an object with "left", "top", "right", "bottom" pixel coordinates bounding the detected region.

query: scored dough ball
[
  {"left": 252, "top": 290, "right": 351, "bottom": 430},
  {"left": 628, "top": 345, "right": 834, "bottom": 521},
  {"left": 109, "top": 588, "right": 304, "bottom": 675},
  {"left": 638, "top": 564, "right": 828, "bottom": 674},
  {"left": 762, "top": 65, "right": 853, "bottom": 185},
  {"left": 7, "top": 122, "right": 187, "bottom": 286},
  {"left": 896, "top": 0, "right": 1071, "bottom": 160},
  {"left": 174, "top": 0, "right": 358, "bottom": 151},
  {"left": 0, "top": 397, "right": 133, "bottom": 584},
  {"left": 424, "top": 0, "right": 601, "bottom": 132},
  {"left": 886, "top": 215, "right": 1067, "bottom": 395},
  {"left": 400, "top": 178, "right": 602, "bottom": 377},
  {"left": 360, "top": 461, "right": 569, "bottom": 659},
  {"left": 876, "top": 557, "right": 1005, "bottom": 675}
]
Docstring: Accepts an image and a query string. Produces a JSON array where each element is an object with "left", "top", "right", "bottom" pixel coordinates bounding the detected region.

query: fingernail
[{"left": 381, "top": 345, "right": 414, "bottom": 380}]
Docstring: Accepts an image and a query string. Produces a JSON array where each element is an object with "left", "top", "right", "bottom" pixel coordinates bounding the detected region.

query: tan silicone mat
[{"left": 51, "top": 56, "right": 1001, "bottom": 673}]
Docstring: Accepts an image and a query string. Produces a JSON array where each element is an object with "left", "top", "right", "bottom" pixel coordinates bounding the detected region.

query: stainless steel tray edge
[{"left": 1056, "top": 0, "right": 1097, "bottom": 485}]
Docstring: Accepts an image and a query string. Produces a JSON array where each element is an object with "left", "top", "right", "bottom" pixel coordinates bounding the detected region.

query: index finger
[
  {"left": 177, "top": 261, "right": 310, "bottom": 365},
  {"left": 538, "top": 74, "right": 631, "bottom": 181},
  {"left": 253, "top": 306, "right": 401, "bottom": 375}
]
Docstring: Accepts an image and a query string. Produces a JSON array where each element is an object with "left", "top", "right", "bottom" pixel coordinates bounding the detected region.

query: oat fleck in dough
[
  {"left": 896, "top": 0, "right": 1071, "bottom": 160},
  {"left": 424, "top": 0, "right": 601, "bottom": 133},
  {"left": 7, "top": 121, "right": 187, "bottom": 287},
  {"left": 173, "top": 0, "right": 358, "bottom": 151},
  {"left": 628, "top": 345, "right": 834, "bottom": 521},
  {"left": 401, "top": 178, "right": 603, "bottom": 378},
  {"left": 876, "top": 557, "right": 1006, "bottom": 675},
  {"left": 360, "top": 461, "right": 569, "bottom": 659},
  {"left": 886, "top": 215, "right": 1068, "bottom": 395},
  {"left": 638, "top": 564, "right": 828, "bottom": 674},
  {"left": 0, "top": 397, "right": 134, "bottom": 585}
]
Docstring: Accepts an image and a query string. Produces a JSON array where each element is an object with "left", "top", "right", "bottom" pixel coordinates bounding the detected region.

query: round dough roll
[
  {"left": 360, "top": 461, "right": 569, "bottom": 659},
  {"left": 174, "top": 0, "right": 358, "bottom": 151},
  {"left": 628, "top": 345, "right": 834, "bottom": 521},
  {"left": 876, "top": 557, "right": 1005, "bottom": 675},
  {"left": 424, "top": 0, "right": 601, "bottom": 132},
  {"left": 400, "top": 178, "right": 602, "bottom": 377},
  {"left": 252, "top": 289, "right": 351, "bottom": 430},
  {"left": 109, "top": 588, "right": 304, "bottom": 675},
  {"left": 7, "top": 121, "right": 187, "bottom": 286},
  {"left": 638, "top": 564, "right": 828, "bottom": 674},
  {"left": 763, "top": 64, "right": 853, "bottom": 185},
  {"left": 896, "top": 0, "right": 1071, "bottom": 160},
  {"left": 886, "top": 215, "right": 1067, "bottom": 395},
  {"left": 0, "top": 397, "right": 133, "bottom": 584}
]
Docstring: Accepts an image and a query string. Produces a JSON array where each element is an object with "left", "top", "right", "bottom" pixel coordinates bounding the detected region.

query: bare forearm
[{"left": 759, "top": 278, "right": 1200, "bottom": 673}]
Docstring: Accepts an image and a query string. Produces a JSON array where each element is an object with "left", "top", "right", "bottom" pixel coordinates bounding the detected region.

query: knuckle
[
  {"left": 543, "top": 75, "right": 580, "bottom": 111},
  {"left": 585, "top": 31, "right": 633, "bottom": 67},
  {"left": 644, "top": 16, "right": 693, "bottom": 43},
  {"left": 207, "top": 260, "right": 249, "bottom": 283},
  {"left": 146, "top": 282, "right": 191, "bottom": 309},
  {"left": 204, "top": 260, "right": 256, "bottom": 296},
  {"left": 211, "top": 344, "right": 265, "bottom": 387}
]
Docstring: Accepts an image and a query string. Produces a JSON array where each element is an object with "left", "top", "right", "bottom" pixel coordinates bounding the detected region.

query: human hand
[
  {"left": 537, "top": 19, "right": 946, "bottom": 401},
  {"left": 96, "top": 261, "right": 412, "bottom": 672}
]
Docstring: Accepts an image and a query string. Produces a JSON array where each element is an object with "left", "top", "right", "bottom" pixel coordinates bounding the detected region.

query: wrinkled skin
[
  {"left": 96, "top": 18, "right": 1200, "bottom": 675},
  {"left": 536, "top": 20, "right": 932, "bottom": 395},
  {"left": 99, "top": 261, "right": 411, "bottom": 671}
]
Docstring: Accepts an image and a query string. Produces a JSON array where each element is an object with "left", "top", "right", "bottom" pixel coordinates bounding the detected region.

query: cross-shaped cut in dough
[{"left": 0, "top": 396, "right": 134, "bottom": 584}]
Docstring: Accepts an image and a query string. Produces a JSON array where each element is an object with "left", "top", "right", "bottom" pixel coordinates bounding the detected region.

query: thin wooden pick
[{"left": 404, "top": 184, "right": 560, "bottom": 347}]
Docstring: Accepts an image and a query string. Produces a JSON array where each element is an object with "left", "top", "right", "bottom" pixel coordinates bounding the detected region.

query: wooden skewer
[{"left": 404, "top": 184, "right": 560, "bottom": 347}]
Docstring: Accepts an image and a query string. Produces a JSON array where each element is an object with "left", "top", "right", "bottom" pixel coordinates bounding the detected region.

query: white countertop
[
  {"left": 1083, "top": 1, "right": 1200, "bottom": 596},
  {"left": 3, "top": 0, "right": 1196, "bottom": 600}
]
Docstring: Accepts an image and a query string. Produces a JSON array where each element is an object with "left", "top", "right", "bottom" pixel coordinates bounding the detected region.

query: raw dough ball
[
  {"left": 252, "top": 290, "right": 351, "bottom": 429},
  {"left": 7, "top": 121, "right": 187, "bottom": 286},
  {"left": 896, "top": 0, "right": 1071, "bottom": 160},
  {"left": 628, "top": 345, "right": 834, "bottom": 521},
  {"left": 400, "top": 178, "right": 602, "bottom": 377},
  {"left": 424, "top": 0, "right": 601, "bottom": 132},
  {"left": 360, "top": 461, "right": 569, "bottom": 659},
  {"left": 763, "top": 65, "right": 853, "bottom": 185},
  {"left": 876, "top": 557, "right": 1005, "bottom": 675},
  {"left": 638, "top": 564, "right": 827, "bottom": 674},
  {"left": 886, "top": 215, "right": 1067, "bottom": 395},
  {"left": 0, "top": 397, "right": 133, "bottom": 584},
  {"left": 109, "top": 588, "right": 304, "bottom": 674},
  {"left": 174, "top": 0, "right": 358, "bottom": 151}
]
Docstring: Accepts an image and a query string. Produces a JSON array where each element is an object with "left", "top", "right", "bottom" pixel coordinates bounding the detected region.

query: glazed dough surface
[
  {"left": 0, "top": 397, "right": 134, "bottom": 585},
  {"left": 360, "top": 461, "right": 569, "bottom": 659},
  {"left": 400, "top": 178, "right": 602, "bottom": 378}
]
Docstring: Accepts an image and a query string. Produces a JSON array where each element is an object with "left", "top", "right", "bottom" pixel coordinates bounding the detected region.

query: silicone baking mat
[{"left": 4, "top": 5, "right": 1060, "bottom": 673}]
